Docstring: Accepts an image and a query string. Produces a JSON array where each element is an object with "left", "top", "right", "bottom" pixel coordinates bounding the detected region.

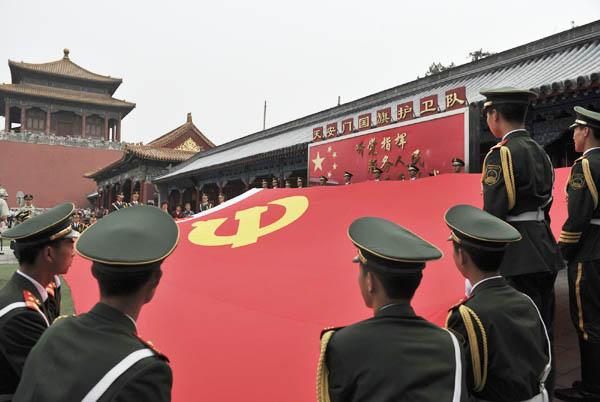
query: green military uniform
[
  {"left": 444, "top": 205, "right": 551, "bottom": 402},
  {"left": 555, "top": 107, "right": 600, "bottom": 401},
  {"left": 0, "top": 203, "right": 77, "bottom": 399},
  {"left": 111, "top": 193, "right": 127, "bottom": 213},
  {"left": 14, "top": 205, "right": 178, "bottom": 402},
  {"left": 317, "top": 217, "right": 468, "bottom": 402},
  {"left": 480, "top": 88, "right": 563, "bottom": 345}
]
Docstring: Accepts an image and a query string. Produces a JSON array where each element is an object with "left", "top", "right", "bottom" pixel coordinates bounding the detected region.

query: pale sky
[{"left": 1, "top": 1, "right": 599, "bottom": 146}]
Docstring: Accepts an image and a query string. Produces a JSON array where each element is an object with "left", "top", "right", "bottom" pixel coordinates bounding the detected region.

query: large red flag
[{"left": 65, "top": 169, "right": 570, "bottom": 401}]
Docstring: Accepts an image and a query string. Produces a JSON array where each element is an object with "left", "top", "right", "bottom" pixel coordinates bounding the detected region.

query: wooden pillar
[
  {"left": 45, "top": 109, "right": 51, "bottom": 135},
  {"left": 108, "top": 185, "right": 113, "bottom": 206},
  {"left": 116, "top": 118, "right": 121, "bottom": 142},
  {"left": 20, "top": 106, "right": 26, "bottom": 133},
  {"left": 81, "top": 113, "right": 86, "bottom": 139},
  {"left": 130, "top": 180, "right": 135, "bottom": 202},
  {"left": 178, "top": 189, "right": 183, "bottom": 206},
  {"left": 195, "top": 187, "right": 200, "bottom": 212},
  {"left": 4, "top": 103, "right": 9, "bottom": 131},
  {"left": 104, "top": 116, "right": 109, "bottom": 141},
  {"left": 139, "top": 179, "right": 145, "bottom": 204}
]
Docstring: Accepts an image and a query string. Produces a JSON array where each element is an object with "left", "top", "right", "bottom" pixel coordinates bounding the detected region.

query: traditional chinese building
[
  {"left": 153, "top": 21, "right": 600, "bottom": 201},
  {"left": 84, "top": 113, "right": 215, "bottom": 209},
  {"left": 1, "top": 48, "right": 134, "bottom": 139},
  {"left": 0, "top": 49, "right": 134, "bottom": 208}
]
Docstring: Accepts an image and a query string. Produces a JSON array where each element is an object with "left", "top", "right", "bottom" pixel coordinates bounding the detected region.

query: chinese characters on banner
[
  {"left": 308, "top": 111, "right": 466, "bottom": 185},
  {"left": 311, "top": 87, "right": 466, "bottom": 143}
]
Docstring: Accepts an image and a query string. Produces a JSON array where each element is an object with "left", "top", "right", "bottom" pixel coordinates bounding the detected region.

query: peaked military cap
[
  {"left": 0, "top": 188, "right": 8, "bottom": 197},
  {"left": 117, "top": 192, "right": 125, "bottom": 198},
  {"left": 2, "top": 202, "right": 78, "bottom": 246},
  {"left": 480, "top": 87, "right": 538, "bottom": 114},
  {"left": 75, "top": 205, "right": 179, "bottom": 271},
  {"left": 132, "top": 192, "right": 140, "bottom": 196},
  {"left": 319, "top": 175, "right": 328, "bottom": 182},
  {"left": 349, "top": 217, "right": 442, "bottom": 274},
  {"left": 445, "top": 204, "right": 521, "bottom": 251},
  {"left": 297, "top": 177, "right": 303, "bottom": 182},
  {"left": 24, "top": 194, "right": 33, "bottom": 200},
  {"left": 344, "top": 171, "right": 353, "bottom": 178},
  {"left": 372, "top": 167, "right": 383, "bottom": 174},
  {"left": 451, "top": 158, "right": 465, "bottom": 167},
  {"left": 262, "top": 179, "right": 268, "bottom": 184},
  {"left": 408, "top": 165, "right": 419, "bottom": 172},
  {"left": 569, "top": 106, "right": 600, "bottom": 130}
]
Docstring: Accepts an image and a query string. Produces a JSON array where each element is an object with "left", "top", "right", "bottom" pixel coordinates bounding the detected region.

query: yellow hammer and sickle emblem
[{"left": 188, "top": 196, "right": 309, "bottom": 248}]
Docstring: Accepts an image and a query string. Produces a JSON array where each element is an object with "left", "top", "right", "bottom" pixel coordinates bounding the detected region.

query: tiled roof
[
  {"left": 155, "top": 22, "right": 600, "bottom": 183},
  {"left": 9, "top": 50, "right": 122, "bottom": 84},
  {"left": 125, "top": 144, "right": 196, "bottom": 162},
  {"left": 84, "top": 145, "right": 195, "bottom": 178},
  {"left": 147, "top": 114, "right": 215, "bottom": 148},
  {"left": 0, "top": 83, "right": 135, "bottom": 110}
]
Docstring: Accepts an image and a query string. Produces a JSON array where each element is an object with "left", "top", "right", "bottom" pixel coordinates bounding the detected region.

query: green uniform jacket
[
  {"left": 323, "top": 304, "right": 468, "bottom": 402},
  {"left": 482, "top": 130, "right": 563, "bottom": 276},
  {"left": 0, "top": 272, "right": 57, "bottom": 396},
  {"left": 559, "top": 148, "right": 600, "bottom": 262},
  {"left": 446, "top": 277, "right": 549, "bottom": 401},
  {"left": 559, "top": 148, "right": 600, "bottom": 341},
  {"left": 14, "top": 302, "right": 172, "bottom": 402}
]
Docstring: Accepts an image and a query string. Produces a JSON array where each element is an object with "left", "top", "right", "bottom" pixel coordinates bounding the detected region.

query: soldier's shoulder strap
[
  {"left": 498, "top": 145, "right": 516, "bottom": 210},
  {"left": 316, "top": 327, "right": 343, "bottom": 402},
  {"left": 0, "top": 291, "right": 52, "bottom": 327},
  {"left": 582, "top": 157, "right": 599, "bottom": 209},
  {"left": 133, "top": 332, "right": 169, "bottom": 362},
  {"left": 111, "top": 202, "right": 119, "bottom": 210},
  {"left": 455, "top": 304, "right": 488, "bottom": 393},
  {"left": 80, "top": 345, "right": 157, "bottom": 402}
]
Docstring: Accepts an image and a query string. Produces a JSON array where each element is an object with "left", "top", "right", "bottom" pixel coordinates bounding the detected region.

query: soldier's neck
[
  {"left": 584, "top": 137, "right": 600, "bottom": 153},
  {"left": 19, "top": 264, "right": 54, "bottom": 288},
  {"left": 100, "top": 295, "right": 144, "bottom": 322},
  {"left": 467, "top": 267, "right": 500, "bottom": 288},
  {"left": 495, "top": 122, "right": 525, "bottom": 139}
]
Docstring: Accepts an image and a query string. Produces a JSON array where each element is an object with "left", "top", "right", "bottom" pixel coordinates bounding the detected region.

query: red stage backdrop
[
  {"left": 65, "top": 169, "right": 571, "bottom": 401},
  {"left": 308, "top": 109, "right": 468, "bottom": 185}
]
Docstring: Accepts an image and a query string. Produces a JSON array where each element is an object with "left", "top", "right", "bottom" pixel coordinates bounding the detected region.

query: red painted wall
[{"left": 0, "top": 141, "right": 122, "bottom": 208}]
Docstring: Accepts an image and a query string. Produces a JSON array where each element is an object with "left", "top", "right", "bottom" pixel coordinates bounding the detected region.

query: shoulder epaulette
[
  {"left": 489, "top": 139, "right": 507, "bottom": 151},
  {"left": 53, "top": 314, "right": 75, "bottom": 324},
  {"left": 133, "top": 333, "right": 169, "bottom": 362},
  {"left": 320, "top": 326, "right": 344, "bottom": 339},
  {"left": 448, "top": 296, "right": 471, "bottom": 311},
  {"left": 23, "top": 290, "right": 42, "bottom": 314},
  {"left": 45, "top": 282, "right": 56, "bottom": 297}
]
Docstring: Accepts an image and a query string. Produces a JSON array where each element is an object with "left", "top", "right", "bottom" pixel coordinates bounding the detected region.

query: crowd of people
[{"left": 0, "top": 87, "right": 599, "bottom": 401}]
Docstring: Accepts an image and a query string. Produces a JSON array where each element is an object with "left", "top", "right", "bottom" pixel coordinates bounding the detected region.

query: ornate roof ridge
[
  {"left": 145, "top": 114, "right": 215, "bottom": 149},
  {"left": 9, "top": 49, "right": 122, "bottom": 84}
]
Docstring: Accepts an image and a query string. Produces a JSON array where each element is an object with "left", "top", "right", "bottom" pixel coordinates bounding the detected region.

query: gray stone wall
[{"left": 0, "top": 129, "right": 124, "bottom": 150}]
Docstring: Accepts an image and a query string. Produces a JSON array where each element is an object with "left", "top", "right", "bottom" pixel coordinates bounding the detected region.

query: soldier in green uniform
[
  {"left": 479, "top": 88, "right": 563, "bottom": 357},
  {"left": 343, "top": 171, "right": 353, "bottom": 185},
  {"left": 554, "top": 107, "right": 600, "bottom": 402},
  {"left": 129, "top": 191, "right": 143, "bottom": 206},
  {"left": 372, "top": 167, "right": 383, "bottom": 181},
  {"left": 452, "top": 158, "right": 465, "bottom": 173},
  {"left": 319, "top": 175, "right": 328, "bottom": 186},
  {"left": 14, "top": 205, "right": 179, "bottom": 402},
  {"left": 317, "top": 217, "right": 468, "bottom": 402},
  {"left": 70, "top": 213, "right": 87, "bottom": 233},
  {"left": 297, "top": 177, "right": 303, "bottom": 188},
  {"left": 0, "top": 203, "right": 78, "bottom": 399},
  {"left": 16, "top": 194, "right": 36, "bottom": 221},
  {"left": 111, "top": 192, "right": 127, "bottom": 212},
  {"left": 199, "top": 194, "right": 213, "bottom": 212},
  {"left": 444, "top": 204, "right": 551, "bottom": 402}
]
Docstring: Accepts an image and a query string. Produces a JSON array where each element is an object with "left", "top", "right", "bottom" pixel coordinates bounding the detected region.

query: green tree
[
  {"left": 469, "top": 48, "right": 495, "bottom": 61},
  {"left": 425, "top": 62, "right": 456, "bottom": 76}
]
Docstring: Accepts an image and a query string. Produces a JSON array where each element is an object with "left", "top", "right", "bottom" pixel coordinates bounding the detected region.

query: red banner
[
  {"left": 308, "top": 110, "right": 467, "bottom": 184},
  {"left": 65, "top": 169, "right": 571, "bottom": 402}
]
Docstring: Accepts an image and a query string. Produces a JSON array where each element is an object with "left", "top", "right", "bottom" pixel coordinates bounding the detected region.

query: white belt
[
  {"left": 590, "top": 219, "right": 600, "bottom": 225},
  {"left": 506, "top": 210, "right": 544, "bottom": 222}
]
